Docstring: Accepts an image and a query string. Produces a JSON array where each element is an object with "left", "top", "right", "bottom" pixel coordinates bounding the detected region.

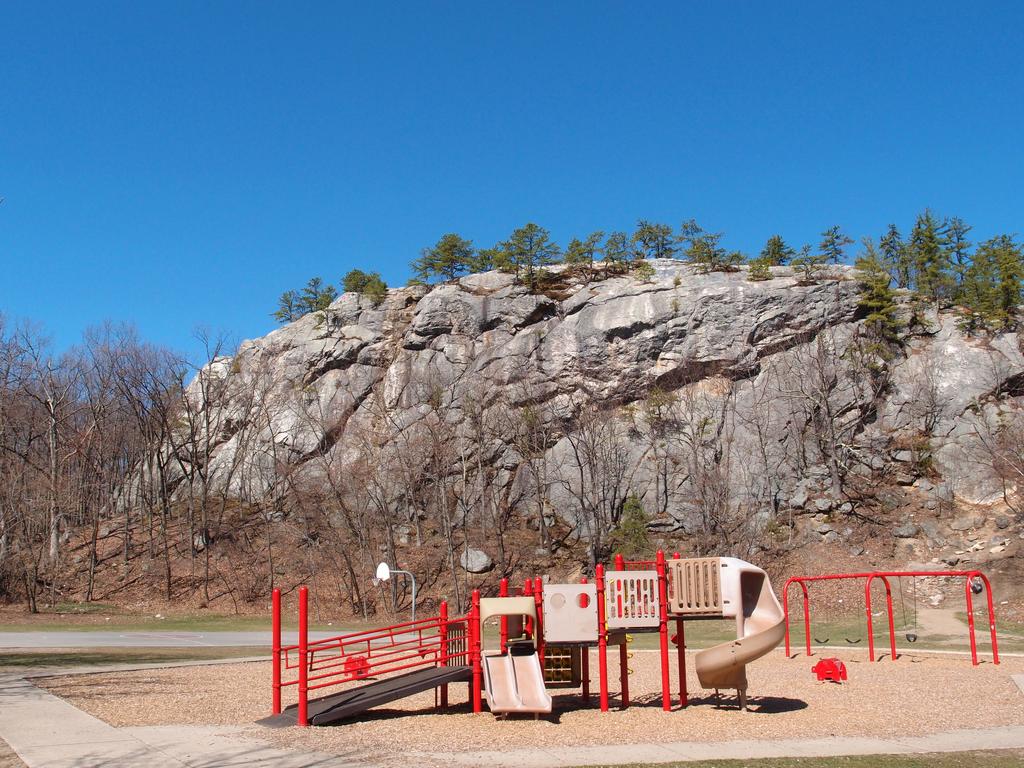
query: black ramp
[{"left": 258, "top": 665, "right": 471, "bottom": 727}]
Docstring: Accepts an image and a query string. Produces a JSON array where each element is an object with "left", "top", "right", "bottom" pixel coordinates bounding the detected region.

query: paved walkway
[{"left": 0, "top": 673, "right": 370, "bottom": 767}]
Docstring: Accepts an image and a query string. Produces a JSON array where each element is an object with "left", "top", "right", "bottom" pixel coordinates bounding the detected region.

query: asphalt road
[{"left": 0, "top": 631, "right": 345, "bottom": 648}]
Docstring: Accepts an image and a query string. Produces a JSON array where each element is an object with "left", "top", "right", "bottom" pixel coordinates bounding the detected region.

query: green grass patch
[
  {"left": 577, "top": 749, "right": 1024, "bottom": 768},
  {"left": 955, "top": 612, "right": 1024, "bottom": 637},
  {"left": 0, "top": 646, "right": 260, "bottom": 669},
  {"left": 0, "top": 611, "right": 358, "bottom": 634},
  {"left": 781, "top": 614, "right": 1010, "bottom": 656}
]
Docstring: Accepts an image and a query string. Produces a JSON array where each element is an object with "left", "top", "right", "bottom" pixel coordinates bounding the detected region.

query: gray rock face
[
  {"left": 894, "top": 523, "right": 920, "bottom": 538},
  {"left": 459, "top": 548, "right": 494, "bottom": 574},
  {"left": 165, "top": 262, "right": 1024, "bottom": 543},
  {"left": 950, "top": 514, "right": 985, "bottom": 532},
  {"left": 789, "top": 485, "right": 810, "bottom": 510},
  {"left": 882, "top": 316, "right": 1024, "bottom": 505}
]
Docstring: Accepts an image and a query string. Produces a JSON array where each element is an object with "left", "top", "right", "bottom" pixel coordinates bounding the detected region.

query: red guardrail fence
[{"left": 272, "top": 587, "right": 470, "bottom": 725}]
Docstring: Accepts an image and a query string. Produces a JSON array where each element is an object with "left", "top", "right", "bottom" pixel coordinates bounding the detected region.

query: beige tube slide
[{"left": 693, "top": 557, "right": 785, "bottom": 696}]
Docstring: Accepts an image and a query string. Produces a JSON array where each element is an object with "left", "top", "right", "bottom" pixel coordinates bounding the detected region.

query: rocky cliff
[{"left": 172, "top": 260, "right": 1024, "bottom": 570}]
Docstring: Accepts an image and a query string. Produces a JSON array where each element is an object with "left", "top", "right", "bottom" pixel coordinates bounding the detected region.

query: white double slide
[{"left": 481, "top": 646, "right": 553, "bottom": 714}]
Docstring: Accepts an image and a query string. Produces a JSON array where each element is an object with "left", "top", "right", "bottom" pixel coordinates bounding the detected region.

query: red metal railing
[
  {"left": 782, "top": 570, "right": 999, "bottom": 666},
  {"left": 272, "top": 587, "right": 470, "bottom": 726},
  {"left": 614, "top": 554, "right": 657, "bottom": 570}
]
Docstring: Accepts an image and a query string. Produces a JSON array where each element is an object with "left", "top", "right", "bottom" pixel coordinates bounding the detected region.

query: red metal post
[
  {"left": 656, "top": 550, "right": 671, "bottom": 711},
  {"left": 865, "top": 577, "right": 876, "bottom": 662},
  {"left": 272, "top": 588, "right": 282, "bottom": 715},
  {"left": 978, "top": 573, "right": 1003, "bottom": 663},
  {"left": 865, "top": 575, "right": 897, "bottom": 662},
  {"left": 783, "top": 578, "right": 813, "bottom": 657},
  {"left": 883, "top": 576, "right": 897, "bottom": 661},
  {"left": 802, "top": 581, "right": 811, "bottom": 656},
  {"left": 676, "top": 617, "right": 687, "bottom": 707},
  {"left": 596, "top": 563, "right": 609, "bottom": 712},
  {"left": 614, "top": 553, "right": 625, "bottom": 571},
  {"left": 297, "top": 585, "right": 309, "bottom": 727},
  {"left": 619, "top": 637, "right": 629, "bottom": 708},
  {"left": 976, "top": 572, "right": 1000, "bottom": 664},
  {"left": 534, "top": 577, "right": 545, "bottom": 668},
  {"left": 439, "top": 600, "right": 449, "bottom": 709},
  {"left": 964, "top": 577, "right": 979, "bottom": 666},
  {"left": 523, "top": 579, "right": 534, "bottom": 638},
  {"left": 470, "top": 589, "right": 482, "bottom": 713},
  {"left": 580, "top": 575, "right": 590, "bottom": 702},
  {"left": 673, "top": 544, "right": 686, "bottom": 707},
  {"left": 499, "top": 578, "right": 509, "bottom": 653}
]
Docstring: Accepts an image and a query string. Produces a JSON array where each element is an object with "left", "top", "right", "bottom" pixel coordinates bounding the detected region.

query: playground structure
[
  {"left": 782, "top": 570, "right": 999, "bottom": 666},
  {"left": 263, "top": 550, "right": 787, "bottom": 726}
]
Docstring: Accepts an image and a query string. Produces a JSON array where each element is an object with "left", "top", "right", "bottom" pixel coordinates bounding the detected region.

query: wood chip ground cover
[{"left": 40, "top": 650, "right": 1023, "bottom": 768}]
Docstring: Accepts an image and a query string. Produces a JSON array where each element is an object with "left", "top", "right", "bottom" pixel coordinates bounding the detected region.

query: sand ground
[{"left": 40, "top": 648, "right": 1023, "bottom": 768}]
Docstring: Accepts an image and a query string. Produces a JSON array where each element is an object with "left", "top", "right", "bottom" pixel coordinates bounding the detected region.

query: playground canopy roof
[{"left": 479, "top": 596, "right": 537, "bottom": 626}]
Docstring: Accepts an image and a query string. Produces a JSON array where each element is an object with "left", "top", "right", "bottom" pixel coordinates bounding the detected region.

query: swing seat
[
  {"left": 813, "top": 637, "right": 830, "bottom": 644},
  {"left": 905, "top": 632, "right": 919, "bottom": 643},
  {"left": 844, "top": 637, "right": 862, "bottom": 644}
]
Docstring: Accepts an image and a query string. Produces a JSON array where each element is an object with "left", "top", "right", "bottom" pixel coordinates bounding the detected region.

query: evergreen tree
[
  {"left": 962, "top": 235, "right": 1024, "bottom": 331},
  {"left": 632, "top": 220, "right": 677, "bottom": 260},
  {"left": 747, "top": 256, "right": 773, "bottom": 281},
  {"left": 908, "top": 210, "right": 952, "bottom": 304},
  {"left": 945, "top": 216, "right": 973, "bottom": 295},
  {"left": 363, "top": 274, "right": 388, "bottom": 304},
  {"left": 564, "top": 230, "right": 604, "bottom": 276},
  {"left": 610, "top": 494, "right": 649, "bottom": 557},
  {"left": 342, "top": 269, "right": 370, "bottom": 293},
  {"left": 791, "top": 244, "right": 828, "bottom": 283},
  {"left": 299, "top": 277, "right": 337, "bottom": 314},
  {"left": 819, "top": 225, "right": 854, "bottom": 264},
  {"left": 760, "top": 234, "right": 795, "bottom": 266},
  {"left": 342, "top": 269, "right": 387, "bottom": 304},
  {"left": 679, "top": 219, "right": 743, "bottom": 272},
  {"left": 993, "top": 235, "right": 1023, "bottom": 326},
  {"left": 505, "top": 223, "right": 561, "bottom": 289},
  {"left": 564, "top": 237, "right": 586, "bottom": 266},
  {"left": 412, "top": 233, "right": 475, "bottom": 282},
  {"left": 273, "top": 290, "right": 301, "bottom": 323},
  {"left": 471, "top": 243, "right": 513, "bottom": 273},
  {"left": 603, "top": 231, "right": 631, "bottom": 272},
  {"left": 632, "top": 260, "right": 656, "bottom": 281},
  {"left": 854, "top": 238, "right": 901, "bottom": 346},
  {"left": 879, "top": 224, "right": 911, "bottom": 289}
]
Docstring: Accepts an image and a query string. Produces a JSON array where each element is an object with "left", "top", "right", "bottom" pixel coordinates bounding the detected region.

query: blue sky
[{"left": 3, "top": 2, "right": 1023, "bottom": 360}]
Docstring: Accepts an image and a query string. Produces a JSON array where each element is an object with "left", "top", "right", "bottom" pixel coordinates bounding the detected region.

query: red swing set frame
[{"left": 782, "top": 570, "right": 999, "bottom": 665}]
